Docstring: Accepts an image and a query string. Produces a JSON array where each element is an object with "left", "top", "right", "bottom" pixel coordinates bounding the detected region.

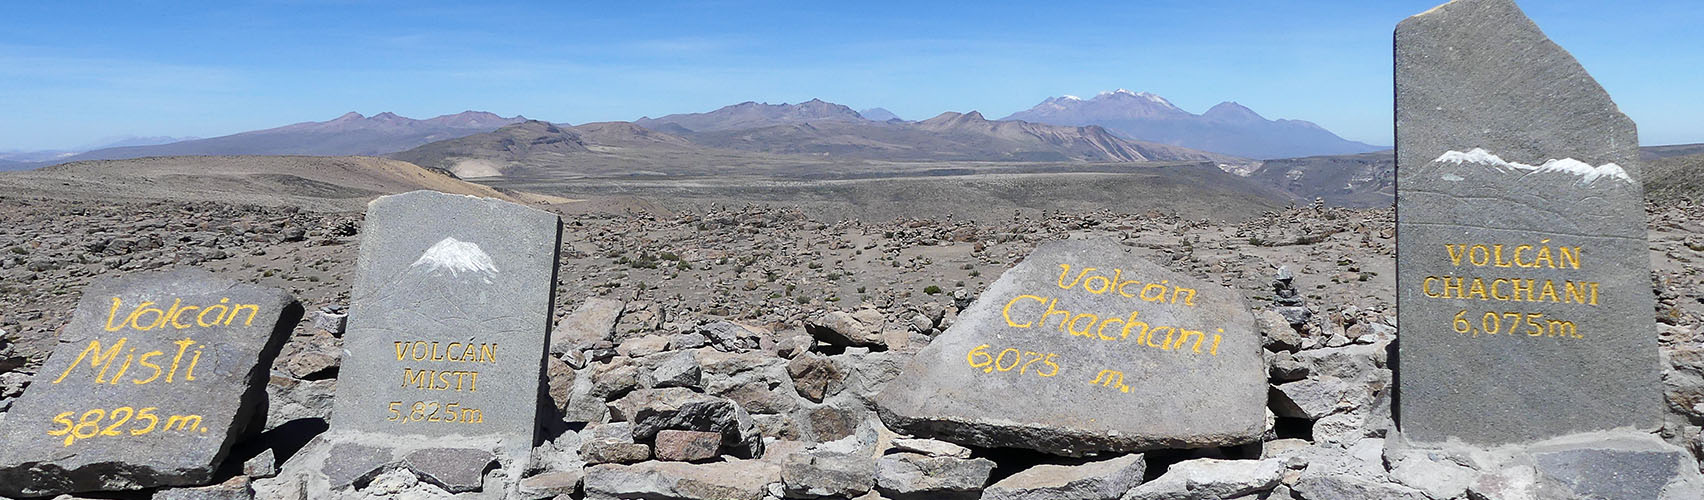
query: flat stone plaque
[
  {"left": 330, "top": 190, "right": 561, "bottom": 444},
  {"left": 1395, "top": 0, "right": 1660, "bottom": 445},
  {"left": 0, "top": 269, "right": 296, "bottom": 497},
  {"left": 875, "top": 238, "right": 1265, "bottom": 456}
]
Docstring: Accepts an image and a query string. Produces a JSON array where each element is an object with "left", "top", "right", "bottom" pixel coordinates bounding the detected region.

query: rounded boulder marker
[
  {"left": 0, "top": 269, "right": 299, "bottom": 498},
  {"left": 874, "top": 238, "right": 1265, "bottom": 456}
]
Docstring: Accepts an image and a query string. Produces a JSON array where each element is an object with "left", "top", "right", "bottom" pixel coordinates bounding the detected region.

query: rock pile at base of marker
[
  {"left": 0, "top": 269, "right": 296, "bottom": 498},
  {"left": 875, "top": 238, "right": 1267, "bottom": 456}
]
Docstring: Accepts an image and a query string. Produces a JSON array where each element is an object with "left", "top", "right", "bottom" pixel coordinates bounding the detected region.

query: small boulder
[
  {"left": 788, "top": 354, "right": 847, "bottom": 403},
  {"left": 552, "top": 297, "right": 626, "bottom": 355},
  {"left": 401, "top": 447, "right": 496, "bottom": 494},
  {"left": 583, "top": 460, "right": 781, "bottom": 500},
  {"left": 983, "top": 453, "right": 1146, "bottom": 500},
  {"left": 782, "top": 450, "right": 877, "bottom": 498},
  {"left": 1121, "top": 458, "right": 1282, "bottom": 500},
  {"left": 806, "top": 310, "right": 886, "bottom": 347},
  {"left": 654, "top": 430, "right": 723, "bottom": 462},
  {"left": 875, "top": 453, "right": 995, "bottom": 500}
]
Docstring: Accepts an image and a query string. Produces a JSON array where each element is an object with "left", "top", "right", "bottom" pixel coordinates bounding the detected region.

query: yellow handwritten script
[
  {"left": 1421, "top": 241, "right": 1594, "bottom": 340},
  {"left": 45, "top": 405, "right": 205, "bottom": 447},
  {"left": 992, "top": 262, "right": 1222, "bottom": 356},
  {"left": 964, "top": 344, "right": 1060, "bottom": 377},
  {"left": 105, "top": 296, "right": 262, "bottom": 331},
  {"left": 52, "top": 336, "right": 205, "bottom": 385},
  {"left": 1055, "top": 264, "right": 1198, "bottom": 306}
]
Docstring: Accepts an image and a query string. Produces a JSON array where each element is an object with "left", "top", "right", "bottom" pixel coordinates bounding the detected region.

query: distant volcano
[{"left": 1003, "top": 90, "right": 1384, "bottom": 159}]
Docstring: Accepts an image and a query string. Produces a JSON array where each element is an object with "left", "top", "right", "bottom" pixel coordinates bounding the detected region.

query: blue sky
[{"left": 2, "top": 1, "right": 1699, "bottom": 151}]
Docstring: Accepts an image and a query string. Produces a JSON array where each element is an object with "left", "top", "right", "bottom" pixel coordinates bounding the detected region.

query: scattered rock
[
  {"left": 519, "top": 470, "right": 585, "bottom": 498},
  {"left": 788, "top": 354, "right": 846, "bottom": 403},
  {"left": 583, "top": 460, "right": 781, "bottom": 500},
  {"left": 806, "top": 310, "right": 886, "bottom": 348},
  {"left": 782, "top": 449, "right": 877, "bottom": 498},
  {"left": 874, "top": 452, "right": 996, "bottom": 500},
  {"left": 654, "top": 430, "right": 723, "bottom": 462},
  {"left": 887, "top": 438, "right": 971, "bottom": 459},
  {"left": 553, "top": 297, "right": 626, "bottom": 355},
  {"left": 983, "top": 453, "right": 1146, "bottom": 500},
  {"left": 1122, "top": 458, "right": 1282, "bottom": 500}
]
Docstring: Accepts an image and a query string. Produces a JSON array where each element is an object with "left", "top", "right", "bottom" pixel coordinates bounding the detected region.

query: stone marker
[
  {"left": 875, "top": 238, "right": 1264, "bottom": 456},
  {"left": 1395, "top": 0, "right": 1660, "bottom": 445},
  {"left": 294, "top": 191, "right": 560, "bottom": 495},
  {"left": 331, "top": 190, "right": 560, "bottom": 443},
  {"left": 0, "top": 269, "right": 298, "bottom": 497}
]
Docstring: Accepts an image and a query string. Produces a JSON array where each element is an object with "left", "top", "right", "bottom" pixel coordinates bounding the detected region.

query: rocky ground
[{"left": 0, "top": 193, "right": 1700, "bottom": 499}]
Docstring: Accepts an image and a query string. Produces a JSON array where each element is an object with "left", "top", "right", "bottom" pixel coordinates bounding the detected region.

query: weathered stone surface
[
  {"left": 551, "top": 297, "right": 626, "bottom": 355},
  {"left": 152, "top": 476, "right": 254, "bottom": 500},
  {"left": 323, "top": 442, "right": 395, "bottom": 491},
  {"left": 330, "top": 190, "right": 561, "bottom": 445},
  {"left": 400, "top": 447, "right": 496, "bottom": 493},
  {"left": 583, "top": 422, "right": 652, "bottom": 465},
  {"left": 888, "top": 438, "right": 971, "bottom": 458},
  {"left": 583, "top": 441, "right": 652, "bottom": 465},
  {"left": 519, "top": 470, "right": 584, "bottom": 498},
  {"left": 609, "top": 387, "right": 764, "bottom": 458},
  {"left": 806, "top": 310, "right": 886, "bottom": 347},
  {"left": 1292, "top": 476, "right": 1428, "bottom": 500},
  {"left": 243, "top": 449, "right": 278, "bottom": 479},
  {"left": 1271, "top": 377, "right": 1370, "bottom": 420},
  {"left": 546, "top": 355, "right": 576, "bottom": 416},
  {"left": 788, "top": 354, "right": 846, "bottom": 403},
  {"left": 1386, "top": 451, "right": 1477, "bottom": 500},
  {"left": 876, "top": 239, "right": 1265, "bottom": 455},
  {"left": 1395, "top": 0, "right": 1661, "bottom": 444},
  {"left": 583, "top": 460, "right": 781, "bottom": 500},
  {"left": 1527, "top": 434, "right": 1704, "bottom": 500},
  {"left": 700, "top": 321, "right": 762, "bottom": 352},
  {"left": 1120, "top": 458, "right": 1281, "bottom": 500},
  {"left": 654, "top": 429, "right": 722, "bottom": 462},
  {"left": 263, "top": 374, "right": 335, "bottom": 432},
  {"left": 781, "top": 450, "right": 876, "bottom": 498},
  {"left": 618, "top": 335, "right": 670, "bottom": 358},
  {"left": 646, "top": 351, "right": 702, "bottom": 390},
  {"left": 982, "top": 453, "right": 1146, "bottom": 500},
  {"left": 874, "top": 453, "right": 995, "bottom": 500},
  {"left": 311, "top": 309, "right": 347, "bottom": 335},
  {"left": 0, "top": 269, "right": 298, "bottom": 497}
]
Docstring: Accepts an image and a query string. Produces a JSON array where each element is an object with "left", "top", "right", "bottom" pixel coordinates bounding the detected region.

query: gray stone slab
[
  {"left": 1394, "top": 0, "right": 1661, "bottom": 445},
  {"left": 875, "top": 238, "right": 1265, "bottom": 456},
  {"left": 0, "top": 269, "right": 297, "bottom": 497},
  {"left": 330, "top": 190, "right": 561, "bottom": 444}
]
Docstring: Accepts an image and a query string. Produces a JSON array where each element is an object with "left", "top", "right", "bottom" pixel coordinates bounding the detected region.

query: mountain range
[
  {"left": 36, "top": 111, "right": 526, "bottom": 166},
  {"left": 1002, "top": 89, "right": 1385, "bottom": 159},
  {"left": 391, "top": 106, "right": 1241, "bottom": 180},
  {"left": 8, "top": 92, "right": 1383, "bottom": 173}
]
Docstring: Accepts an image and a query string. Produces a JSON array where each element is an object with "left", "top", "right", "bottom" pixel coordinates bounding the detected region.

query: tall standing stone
[
  {"left": 1395, "top": 0, "right": 1659, "bottom": 445},
  {"left": 0, "top": 269, "right": 298, "bottom": 497},
  {"left": 314, "top": 190, "right": 560, "bottom": 489},
  {"left": 875, "top": 238, "right": 1265, "bottom": 456}
]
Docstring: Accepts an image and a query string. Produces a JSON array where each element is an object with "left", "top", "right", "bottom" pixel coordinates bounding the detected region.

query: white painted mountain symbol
[
  {"left": 410, "top": 237, "right": 498, "bottom": 282},
  {"left": 1433, "top": 148, "right": 1632, "bottom": 185}
]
